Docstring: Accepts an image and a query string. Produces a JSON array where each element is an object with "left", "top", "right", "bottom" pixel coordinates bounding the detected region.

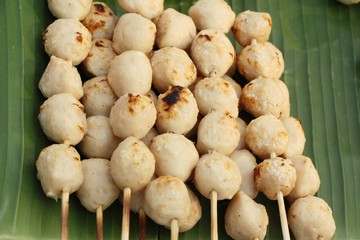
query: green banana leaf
[{"left": 1, "top": 0, "right": 359, "bottom": 239}]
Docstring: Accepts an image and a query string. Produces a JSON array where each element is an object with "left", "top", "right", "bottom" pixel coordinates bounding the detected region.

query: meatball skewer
[
  {"left": 110, "top": 137, "right": 156, "bottom": 240},
  {"left": 194, "top": 151, "right": 242, "bottom": 240}
]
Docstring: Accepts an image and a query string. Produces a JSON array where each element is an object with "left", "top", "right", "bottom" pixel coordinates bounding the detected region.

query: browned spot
[
  {"left": 94, "top": 3, "right": 105, "bottom": 13},
  {"left": 39, "top": 104, "right": 46, "bottom": 112},
  {"left": 73, "top": 156, "right": 80, "bottom": 161},
  {"left": 128, "top": 106, "right": 135, "bottom": 113},
  {"left": 72, "top": 102, "right": 84, "bottom": 111},
  {"left": 254, "top": 165, "right": 260, "bottom": 181},
  {"left": 128, "top": 93, "right": 141, "bottom": 104},
  {"left": 78, "top": 125, "right": 84, "bottom": 132},
  {"left": 291, "top": 213, "right": 296, "bottom": 219},
  {"left": 76, "top": 32, "right": 83, "bottom": 43},
  {"left": 86, "top": 20, "right": 106, "bottom": 33},
  {"left": 198, "top": 34, "right": 213, "bottom": 42},
  {"left": 95, "top": 40, "right": 105, "bottom": 47}
]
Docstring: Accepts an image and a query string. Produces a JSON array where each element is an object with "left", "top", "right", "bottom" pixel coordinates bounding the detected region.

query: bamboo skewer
[
  {"left": 61, "top": 191, "right": 70, "bottom": 240},
  {"left": 170, "top": 218, "right": 179, "bottom": 240},
  {"left": 121, "top": 187, "right": 132, "bottom": 240},
  {"left": 139, "top": 208, "right": 147, "bottom": 240},
  {"left": 96, "top": 205, "right": 103, "bottom": 240},
  {"left": 210, "top": 190, "right": 218, "bottom": 240}
]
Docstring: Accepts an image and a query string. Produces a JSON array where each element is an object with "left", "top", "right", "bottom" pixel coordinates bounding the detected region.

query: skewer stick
[
  {"left": 277, "top": 191, "right": 290, "bottom": 240},
  {"left": 61, "top": 191, "right": 70, "bottom": 240},
  {"left": 269, "top": 152, "right": 290, "bottom": 240},
  {"left": 96, "top": 205, "right": 103, "bottom": 240},
  {"left": 139, "top": 208, "right": 147, "bottom": 240},
  {"left": 121, "top": 187, "right": 131, "bottom": 240},
  {"left": 210, "top": 190, "right": 218, "bottom": 240},
  {"left": 170, "top": 218, "right": 179, "bottom": 240}
]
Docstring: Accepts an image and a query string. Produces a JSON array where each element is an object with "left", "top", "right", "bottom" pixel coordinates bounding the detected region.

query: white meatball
[
  {"left": 288, "top": 196, "right": 336, "bottom": 240},
  {"left": 235, "top": 117, "right": 247, "bottom": 150},
  {"left": 109, "top": 93, "right": 156, "bottom": 139},
  {"left": 232, "top": 10, "right": 272, "bottom": 47},
  {"left": 280, "top": 117, "right": 306, "bottom": 157},
  {"left": 191, "top": 29, "right": 235, "bottom": 77},
  {"left": 143, "top": 176, "right": 191, "bottom": 226},
  {"left": 38, "top": 93, "right": 87, "bottom": 145},
  {"left": 140, "top": 127, "right": 159, "bottom": 146},
  {"left": 241, "top": 77, "right": 288, "bottom": 118},
  {"left": 155, "top": 86, "right": 199, "bottom": 135},
  {"left": 151, "top": 47, "right": 197, "bottom": 93},
  {"left": 194, "top": 77, "right": 239, "bottom": 118},
  {"left": 108, "top": 51, "right": 152, "bottom": 97},
  {"left": 112, "top": 13, "right": 156, "bottom": 54},
  {"left": 188, "top": 0, "right": 235, "bottom": 33},
  {"left": 82, "top": 39, "right": 117, "bottom": 77},
  {"left": 164, "top": 186, "right": 202, "bottom": 232},
  {"left": 149, "top": 133, "right": 199, "bottom": 182},
  {"left": 194, "top": 151, "right": 241, "bottom": 200},
  {"left": 255, "top": 157, "right": 297, "bottom": 200},
  {"left": 245, "top": 114, "right": 288, "bottom": 159},
  {"left": 225, "top": 191, "right": 269, "bottom": 240},
  {"left": 117, "top": 0, "right": 164, "bottom": 19},
  {"left": 229, "top": 150, "right": 258, "bottom": 199},
  {"left": 237, "top": 41, "right": 284, "bottom": 81},
  {"left": 39, "top": 56, "right": 83, "bottom": 99},
  {"left": 36, "top": 144, "right": 83, "bottom": 201},
  {"left": 76, "top": 158, "right": 120, "bottom": 212},
  {"left": 47, "top": 0, "right": 92, "bottom": 20},
  {"left": 43, "top": 18, "right": 92, "bottom": 66},
  {"left": 82, "top": 2, "right": 118, "bottom": 40},
  {"left": 110, "top": 137, "right": 155, "bottom": 192},
  {"left": 81, "top": 76, "right": 117, "bottom": 117},
  {"left": 197, "top": 111, "right": 240, "bottom": 156},
  {"left": 155, "top": 8, "right": 196, "bottom": 50},
  {"left": 78, "top": 116, "right": 121, "bottom": 159},
  {"left": 286, "top": 155, "right": 320, "bottom": 202}
]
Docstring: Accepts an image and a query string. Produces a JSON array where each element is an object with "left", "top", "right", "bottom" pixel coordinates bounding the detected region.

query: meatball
[
  {"left": 117, "top": 0, "right": 164, "bottom": 19},
  {"left": 76, "top": 158, "right": 120, "bottom": 212},
  {"left": 82, "top": 2, "right": 118, "bottom": 40},
  {"left": 47, "top": 0, "right": 92, "bottom": 21},
  {"left": 225, "top": 191, "right": 269, "bottom": 240},
  {"left": 143, "top": 176, "right": 191, "bottom": 226},
  {"left": 232, "top": 10, "right": 272, "bottom": 47},
  {"left": 38, "top": 93, "right": 87, "bottom": 146},
  {"left": 112, "top": 13, "right": 156, "bottom": 54},
  {"left": 288, "top": 196, "right": 336, "bottom": 240},
  {"left": 81, "top": 76, "right": 118, "bottom": 117},
  {"left": 286, "top": 155, "right": 320, "bottom": 202},
  {"left": 81, "top": 39, "right": 117, "bottom": 78},
  {"left": 194, "top": 77, "right": 239, "bottom": 118},
  {"left": 194, "top": 151, "right": 241, "bottom": 200},
  {"left": 36, "top": 144, "right": 83, "bottom": 201},
  {"left": 229, "top": 150, "right": 258, "bottom": 199},
  {"left": 237, "top": 41, "right": 284, "bottom": 81},
  {"left": 109, "top": 93, "right": 156, "bottom": 139},
  {"left": 151, "top": 47, "right": 197, "bottom": 93},
  {"left": 155, "top": 8, "right": 196, "bottom": 50},
  {"left": 241, "top": 77, "right": 288, "bottom": 118},
  {"left": 149, "top": 133, "right": 199, "bottom": 182},
  {"left": 78, "top": 116, "right": 121, "bottom": 159},
  {"left": 197, "top": 111, "right": 240, "bottom": 156},
  {"left": 280, "top": 117, "right": 306, "bottom": 158},
  {"left": 245, "top": 114, "right": 289, "bottom": 159},
  {"left": 39, "top": 55, "right": 83, "bottom": 100},
  {"left": 155, "top": 86, "right": 199, "bottom": 135},
  {"left": 108, "top": 50, "right": 152, "bottom": 97},
  {"left": 43, "top": 18, "right": 92, "bottom": 66},
  {"left": 255, "top": 157, "right": 297, "bottom": 200},
  {"left": 191, "top": 29, "right": 235, "bottom": 77},
  {"left": 188, "top": 0, "right": 235, "bottom": 33},
  {"left": 110, "top": 136, "right": 155, "bottom": 192}
]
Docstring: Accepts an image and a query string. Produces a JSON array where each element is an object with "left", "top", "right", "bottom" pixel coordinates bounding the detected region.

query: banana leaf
[{"left": 1, "top": 0, "right": 359, "bottom": 239}]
